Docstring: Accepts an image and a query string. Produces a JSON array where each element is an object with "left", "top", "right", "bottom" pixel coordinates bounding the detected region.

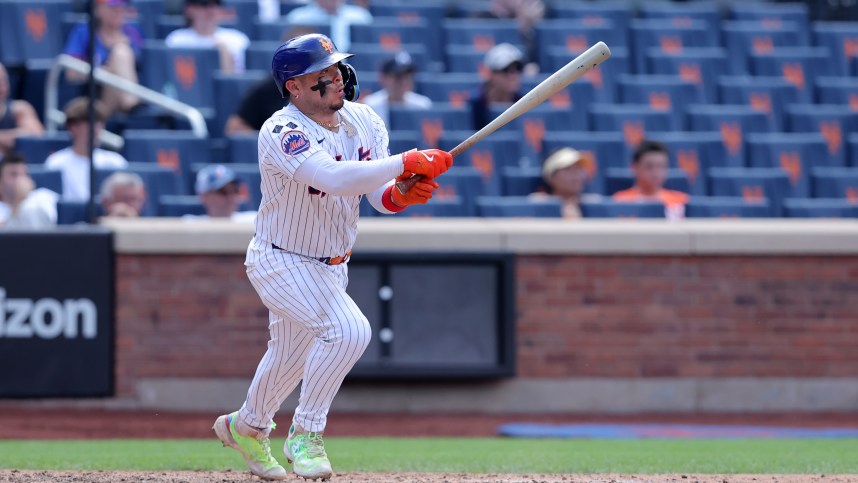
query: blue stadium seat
[
  {"left": 520, "top": 76, "right": 595, "bottom": 131},
  {"left": 445, "top": 47, "right": 490, "bottom": 75},
  {"left": 387, "top": 130, "right": 420, "bottom": 156},
  {"left": 811, "top": 167, "right": 858, "bottom": 200},
  {"left": 590, "top": 105, "right": 674, "bottom": 161},
  {"left": 816, "top": 77, "right": 858, "bottom": 108},
  {"left": 850, "top": 133, "right": 858, "bottom": 168},
  {"left": 812, "top": 22, "right": 858, "bottom": 77},
  {"left": 618, "top": 75, "right": 704, "bottom": 130},
  {"left": 350, "top": 19, "right": 436, "bottom": 64},
  {"left": 629, "top": 19, "right": 718, "bottom": 74},
  {"left": 719, "top": 76, "right": 807, "bottom": 132},
  {"left": 550, "top": 1, "right": 631, "bottom": 47},
  {"left": 639, "top": 2, "right": 721, "bottom": 32},
  {"left": 158, "top": 195, "right": 206, "bottom": 217},
  {"left": 749, "top": 47, "right": 833, "bottom": 102},
  {"left": 535, "top": 20, "right": 625, "bottom": 71},
  {"left": 244, "top": 41, "right": 281, "bottom": 71},
  {"left": 213, "top": 71, "right": 267, "bottom": 138},
  {"left": 787, "top": 105, "right": 858, "bottom": 166},
  {"left": 221, "top": 0, "right": 258, "bottom": 39},
  {"left": 27, "top": 166, "right": 63, "bottom": 195},
  {"left": 416, "top": 73, "right": 481, "bottom": 107},
  {"left": 490, "top": 104, "right": 586, "bottom": 166},
  {"left": 369, "top": 2, "right": 444, "bottom": 70},
  {"left": 129, "top": 0, "right": 165, "bottom": 40},
  {"left": 546, "top": 46, "right": 629, "bottom": 103},
  {"left": 543, "top": 131, "right": 626, "bottom": 195},
  {"left": 604, "top": 167, "right": 690, "bottom": 197},
  {"left": 190, "top": 162, "right": 262, "bottom": 209},
  {"left": 94, "top": 163, "right": 183, "bottom": 216},
  {"left": 443, "top": 19, "right": 522, "bottom": 54},
  {"left": 433, "top": 166, "right": 485, "bottom": 216},
  {"left": 685, "top": 197, "right": 772, "bottom": 218},
  {"left": 501, "top": 167, "right": 543, "bottom": 197},
  {"left": 476, "top": 196, "right": 562, "bottom": 218},
  {"left": 140, "top": 43, "right": 220, "bottom": 111},
  {"left": 687, "top": 105, "right": 773, "bottom": 167},
  {"left": 398, "top": 196, "right": 468, "bottom": 217},
  {"left": 746, "top": 133, "right": 841, "bottom": 198},
  {"left": 708, "top": 167, "right": 793, "bottom": 216},
  {"left": 56, "top": 201, "right": 98, "bottom": 225},
  {"left": 729, "top": 3, "right": 810, "bottom": 44},
  {"left": 438, "top": 130, "right": 517, "bottom": 195},
  {"left": 255, "top": 20, "right": 329, "bottom": 42},
  {"left": 783, "top": 198, "right": 858, "bottom": 218},
  {"left": 721, "top": 21, "right": 806, "bottom": 75},
  {"left": 0, "top": 0, "right": 65, "bottom": 65},
  {"left": 646, "top": 48, "right": 728, "bottom": 103},
  {"left": 388, "top": 105, "right": 472, "bottom": 147},
  {"left": 346, "top": 43, "right": 428, "bottom": 74},
  {"left": 645, "top": 131, "right": 725, "bottom": 195},
  {"left": 228, "top": 134, "right": 258, "bottom": 164},
  {"left": 580, "top": 200, "right": 666, "bottom": 219},
  {"left": 123, "top": 130, "right": 211, "bottom": 191},
  {"left": 15, "top": 133, "right": 71, "bottom": 165}
]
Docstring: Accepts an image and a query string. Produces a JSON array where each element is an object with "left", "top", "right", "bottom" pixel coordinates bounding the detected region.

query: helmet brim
[{"left": 291, "top": 52, "right": 354, "bottom": 80}]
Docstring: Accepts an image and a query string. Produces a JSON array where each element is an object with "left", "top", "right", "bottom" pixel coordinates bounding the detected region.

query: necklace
[{"left": 313, "top": 113, "right": 344, "bottom": 130}]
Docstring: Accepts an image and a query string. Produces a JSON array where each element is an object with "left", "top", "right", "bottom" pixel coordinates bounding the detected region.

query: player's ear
[{"left": 285, "top": 79, "right": 300, "bottom": 99}]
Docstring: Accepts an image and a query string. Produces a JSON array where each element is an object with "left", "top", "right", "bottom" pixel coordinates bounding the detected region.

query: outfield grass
[{"left": 0, "top": 438, "right": 856, "bottom": 474}]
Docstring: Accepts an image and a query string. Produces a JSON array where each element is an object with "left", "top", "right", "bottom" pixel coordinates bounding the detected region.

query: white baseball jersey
[{"left": 253, "top": 101, "right": 390, "bottom": 259}]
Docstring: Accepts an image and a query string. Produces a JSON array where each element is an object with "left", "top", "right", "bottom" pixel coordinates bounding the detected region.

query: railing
[{"left": 45, "top": 54, "right": 209, "bottom": 150}]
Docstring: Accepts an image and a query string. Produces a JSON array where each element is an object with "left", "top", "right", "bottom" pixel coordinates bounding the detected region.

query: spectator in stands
[
  {"left": 0, "top": 62, "right": 45, "bottom": 159},
  {"left": 64, "top": 0, "right": 143, "bottom": 115},
  {"left": 166, "top": 0, "right": 251, "bottom": 74},
  {"left": 189, "top": 164, "right": 255, "bottom": 221},
  {"left": 532, "top": 147, "right": 599, "bottom": 219},
  {"left": 285, "top": 0, "right": 372, "bottom": 52},
  {"left": 0, "top": 152, "right": 58, "bottom": 229},
  {"left": 363, "top": 52, "right": 433, "bottom": 129},
  {"left": 487, "top": 0, "right": 544, "bottom": 70},
  {"left": 99, "top": 171, "right": 146, "bottom": 218},
  {"left": 470, "top": 43, "right": 524, "bottom": 130},
  {"left": 613, "top": 139, "right": 689, "bottom": 220},
  {"left": 225, "top": 78, "right": 285, "bottom": 134},
  {"left": 45, "top": 97, "right": 129, "bottom": 202}
]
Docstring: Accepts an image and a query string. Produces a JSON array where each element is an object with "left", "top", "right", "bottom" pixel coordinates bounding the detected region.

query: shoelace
[{"left": 305, "top": 432, "right": 327, "bottom": 459}]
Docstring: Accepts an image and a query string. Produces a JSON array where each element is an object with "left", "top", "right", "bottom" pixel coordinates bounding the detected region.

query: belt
[{"left": 271, "top": 244, "right": 352, "bottom": 266}]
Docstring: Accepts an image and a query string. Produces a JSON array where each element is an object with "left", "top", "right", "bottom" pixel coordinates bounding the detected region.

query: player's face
[
  {"left": 634, "top": 151, "right": 669, "bottom": 192},
  {"left": 296, "top": 64, "right": 345, "bottom": 112}
]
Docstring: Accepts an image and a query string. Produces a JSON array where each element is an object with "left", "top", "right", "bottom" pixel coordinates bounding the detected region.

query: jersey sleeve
[
  {"left": 257, "top": 117, "right": 331, "bottom": 178},
  {"left": 369, "top": 108, "right": 392, "bottom": 158}
]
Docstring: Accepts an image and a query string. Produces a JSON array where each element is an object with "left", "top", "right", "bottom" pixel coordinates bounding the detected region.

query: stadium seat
[
  {"left": 812, "top": 22, "right": 858, "bottom": 76},
  {"left": 546, "top": 46, "right": 630, "bottom": 103},
  {"left": 811, "top": 167, "right": 858, "bottom": 200},
  {"left": 629, "top": 19, "right": 718, "bottom": 74},
  {"left": 213, "top": 71, "right": 267, "bottom": 138},
  {"left": 27, "top": 166, "right": 63, "bottom": 195},
  {"left": 56, "top": 200, "right": 98, "bottom": 225},
  {"left": 123, "top": 130, "right": 211, "bottom": 191},
  {"left": 398, "top": 196, "right": 468, "bottom": 217},
  {"left": 0, "top": 0, "right": 65, "bottom": 66},
  {"left": 387, "top": 130, "right": 420, "bottom": 156},
  {"left": 438, "top": 130, "right": 516, "bottom": 196},
  {"left": 746, "top": 133, "right": 841, "bottom": 198},
  {"left": 783, "top": 198, "right": 858, "bottom": 218},
  {"left": 550, "top": 1, "right": 631, "bottom": 45},
  {"left": 501, "top": 167, "right": 543, "bottom": 197},
  {"left": 749, "top": 47, "right": 833, "bottom": 101},
  {"left": 816, "top": 77, "right": 858, "bottom": 109},
  {"left": 416, "top": 73, "right": 481, "bottom": 107},
  {"left": 719, "top": 76, "right": 807, "bottom": 131},
  {"left": 687, "top": 105, "right": 773, "bottom": 167},
  {"left": 685, "top": 197, "right": 772, "bottom": 218},
  {"left": 443, "top": 19, "right": 522, "bottom": 53},
  {"left": 590, "top": 105, "right": 674, "bottom": 161},
  {"left": 604, "top": 167, "right": 691, "bottom": 197},
  {"left": 721, "top": 21, "right": 806, "bottom": 75},
  {"left": 140, "top": 43, "right": 220, "bottom": 111},
  {"left": 490, "top": 104, "right": 586, "bottom": 166},
  {"left": 445, "top": 47, "right": 493, "bottom": 75},
  {"left": 244, "top": 41, "right": 281, "bottom": 71},
  {"left": 729, "top": 3, "right": 810, "bottom": 44},
  {"left": 190, "top": 162, "right": 262, "bottom": 209},
  {"left": 228, "top": 134, "right": 258, "bottom": 164},
  {"left": 128, "top": 0, "right": 165, "bottom": 40},
  {"left": 618, "top": 75, "right": 704, "bottom": 130},
  {"left": 787, "top": 105, "right": 858, "bottom": 165},
  {"left": 370, "top": 2, "right": 444, "bottom": 69},
  {"left": 646, "top": 48, "right": 727, "bottom": 103},
  {"left": 350, "top": 19, "right": 436, "bottom": 64},
  {"left": 15, "top": 133, "right": 71, "bottom": 165},
  {"left": 388, "top": 105, "right": 472, "bottom": 147},
  {"left": 644, "top": 131, "right": 725, "bottom": 195},
  {"left": 639, "top": 2, "right": 721, "bottom": 32},
  {"left": 254, "top": 20, "right": 329, "bottom": 42},
  {"left": 220, "top": 0, "right": 258, "bottom": 40},
  {"left": 346, "top": 43, "right": 429, "bottom": 74},
  {"left": 708, "top": 167, "right": 793, "bottom": 216},
  {"left": 520, "top": 76, "right": 595, "bottom": 131},
  {"left": 95, "top": 163, "right": 183, "bottom": 214},
  {"left": 535, "top": 20, "right": 625, "bottom": 71},
  {"left": 476, "top": 196, "right": 562, "bottom": 218},
  {"left": 433, "top": 166, "right": 485, "bottom": 216},
  {"left": 158, "top": 195, "right": 206, "bottom": 217},
  {"left": 850, "top": 133, "right": 858, "bottom": 167},
  {"left": 542, "top": 131, "right": 626, "bottom": 195},
  {"left": 580, "top": 200, "right": 666, "bottom": 219}
]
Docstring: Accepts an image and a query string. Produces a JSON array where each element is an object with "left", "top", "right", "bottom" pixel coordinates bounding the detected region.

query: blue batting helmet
[{"left": 271, "top": 34, "right": 354, "bottom": 98}]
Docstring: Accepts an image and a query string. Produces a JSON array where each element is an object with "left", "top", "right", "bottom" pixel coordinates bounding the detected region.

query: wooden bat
[{"left": 397, "top": 41, "right": 612, "bottom": 194}]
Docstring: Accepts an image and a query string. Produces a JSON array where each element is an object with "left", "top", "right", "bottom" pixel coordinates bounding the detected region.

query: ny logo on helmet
[{"left": 320, "top": 38, "right": 334, "bottom": 54}]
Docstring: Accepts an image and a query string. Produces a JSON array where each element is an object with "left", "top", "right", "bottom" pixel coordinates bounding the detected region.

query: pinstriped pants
[{"left": 238, "top": 239, "right": 371, "bottom": 433}]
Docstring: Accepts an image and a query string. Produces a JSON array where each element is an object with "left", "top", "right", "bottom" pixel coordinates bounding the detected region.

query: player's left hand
[{"left": 391, "top": 174, "right": 439, "bottom": 206}]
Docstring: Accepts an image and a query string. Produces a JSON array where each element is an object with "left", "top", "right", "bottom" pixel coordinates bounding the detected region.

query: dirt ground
[{"left": 0, "top": 471, "right": 856, "bottom": 483}]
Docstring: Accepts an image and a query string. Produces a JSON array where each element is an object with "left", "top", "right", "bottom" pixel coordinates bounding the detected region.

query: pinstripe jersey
[{"left": 254, "top": 101, "right": 390, "bottom": 258}]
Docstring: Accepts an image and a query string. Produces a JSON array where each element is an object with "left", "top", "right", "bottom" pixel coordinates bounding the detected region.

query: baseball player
[{"left": 213, "top": 33, "right": 453, "bottom": 481}]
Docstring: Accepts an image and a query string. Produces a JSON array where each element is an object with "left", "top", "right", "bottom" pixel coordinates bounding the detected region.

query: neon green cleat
[
  {"left": 213, "top": 412, "right": 287, "bottom": 481},
  {"left": 284, "top": 424, "right": 334, "bottom": 481}
]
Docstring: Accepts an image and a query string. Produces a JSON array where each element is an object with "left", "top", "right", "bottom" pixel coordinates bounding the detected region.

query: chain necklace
[{"left": 313, "top": 113, "right": 344, "bottom": 130}]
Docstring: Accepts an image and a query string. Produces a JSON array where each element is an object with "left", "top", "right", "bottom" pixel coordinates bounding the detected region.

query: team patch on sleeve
[{"left": 281, "top": 130, "right": 311, "bottom": 156}]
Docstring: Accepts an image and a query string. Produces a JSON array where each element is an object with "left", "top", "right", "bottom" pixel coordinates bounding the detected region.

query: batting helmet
[{"left": 272, "top": 34, "right": 354, "bottom": 98}]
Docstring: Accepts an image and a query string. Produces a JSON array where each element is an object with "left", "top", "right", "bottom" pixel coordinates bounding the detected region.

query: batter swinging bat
[{"left": 397, "top": 41, "right": 612, "bottom": 194}]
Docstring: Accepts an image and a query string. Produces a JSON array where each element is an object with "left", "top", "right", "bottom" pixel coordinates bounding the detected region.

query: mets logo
[
  {"left": 320, "top": 38, "right": 334, "bottom": 54},
  {"left": 281, "top": 130, "right": 311, "bottom": 156}
]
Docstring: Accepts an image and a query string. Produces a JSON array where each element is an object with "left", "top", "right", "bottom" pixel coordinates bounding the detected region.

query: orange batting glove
[
  {"left": 402, "top": 149, "right": 453, "bottom": 179},
  {"left": 390, "top": 174, "right": 439, "bottom": 207}
]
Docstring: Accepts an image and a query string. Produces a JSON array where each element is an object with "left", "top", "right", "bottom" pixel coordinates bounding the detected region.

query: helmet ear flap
[{"left": 339, "top": 63, "right": 360, "bottom": 102}]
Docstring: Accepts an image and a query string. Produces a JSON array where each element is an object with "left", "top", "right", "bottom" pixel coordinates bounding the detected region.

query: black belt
[{"left": 271, "top": 244, "right": 352, "bottom": 266}]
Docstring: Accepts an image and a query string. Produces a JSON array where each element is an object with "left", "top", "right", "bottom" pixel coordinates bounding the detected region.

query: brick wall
[{"left": 115, "top": 254, "right": 858, "bottom": 397}]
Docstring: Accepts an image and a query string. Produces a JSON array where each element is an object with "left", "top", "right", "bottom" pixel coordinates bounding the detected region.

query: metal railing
[{"left": 45, "top": 54, "right": 209, "bottom": 150}]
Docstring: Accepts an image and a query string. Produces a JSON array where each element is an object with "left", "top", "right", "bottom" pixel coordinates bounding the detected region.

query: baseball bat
[{"left": 397, "top": 41, "right": 612, "bottom": 194}]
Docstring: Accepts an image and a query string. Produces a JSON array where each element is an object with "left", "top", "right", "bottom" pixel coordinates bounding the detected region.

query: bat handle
[{"left": 395, "top": 144, "right": 465, "bottom": 194}]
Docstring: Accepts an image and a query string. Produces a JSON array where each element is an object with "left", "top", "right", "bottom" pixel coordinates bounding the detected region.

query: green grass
[{"left": 0, "top": 438, "right": 856, "bottom": 474}]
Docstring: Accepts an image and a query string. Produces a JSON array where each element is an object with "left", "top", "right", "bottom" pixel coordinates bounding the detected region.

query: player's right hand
[{"left": 402, "top": 149, "right": 453, "bottom": 179}]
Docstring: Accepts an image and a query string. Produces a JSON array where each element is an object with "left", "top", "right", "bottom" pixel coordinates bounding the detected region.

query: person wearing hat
[
  {"left": 534, "top": 147, "right": 600, "bottom": 219},
  {"left": 165, "top": 0, "right": 251, "bottom": 74},
  {"left": 63, "top": 0, "right": 143, "bottom": 114},
  {"left": 613, "top": 139, "right": 689, "bottom": 220},
  {"left": 191, "top": 164, "right": 256, "bottom": 221},
  {"left": 362, "top": 52, "right": 433, "bottom": 129},
  {"left": 470, "top": 43, "right": 525, "bottom": 130}
]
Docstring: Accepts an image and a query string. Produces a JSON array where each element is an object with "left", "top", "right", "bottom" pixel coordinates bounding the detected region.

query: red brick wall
[{"left": 115, "top": 254, "right": 858, "bottom": 397}]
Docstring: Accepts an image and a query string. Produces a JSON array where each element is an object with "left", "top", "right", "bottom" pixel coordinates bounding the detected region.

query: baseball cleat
[
  {"left": 284, "top": 424, "right": 334, "bottom": 480},
  {"left": 213, "top": 412, "right": 288, "bottom": 481}
]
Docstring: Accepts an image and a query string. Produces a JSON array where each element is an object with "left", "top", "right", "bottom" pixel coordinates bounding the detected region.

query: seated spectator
[
  {"left": 45, "top": 97, "right": 129, "bottom": 202},
  {"left": 189, "top": 164, "right": 255, "bottom": 221},
  {"left": 0, "top": 152, "right": 58, "bottom": 229},
  {"left": 487, "top": 0, "right": 545, "bottom": 71},
  {"left": 100, "top": 171, "right": 146, "bottom": 218},
  {"left": 533, "top": 147, "right": 600, "bottom": 219},
  {"left": 363, "top": 52, "right": 433, "bottom": 129},
  {"left": 225, "top": 78, "right": 285, "bottom": 134},
  {"left": 166, "top": 0, "right": 251, "bottom": 74},
  {"left": 285, "top": 0, "right": 372, "bottom": 51},
  {"left": 470, "top": 43, "right": 524, "bottom": 130},
  {"left": 613, "top": 139, "right": 689, "bottom": 220},
  {"left": 64, "top": 0, "right": 143, "bottom": 114},
  {"left": 0, "top": 62, "right": 45, "bottom": 158}
]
